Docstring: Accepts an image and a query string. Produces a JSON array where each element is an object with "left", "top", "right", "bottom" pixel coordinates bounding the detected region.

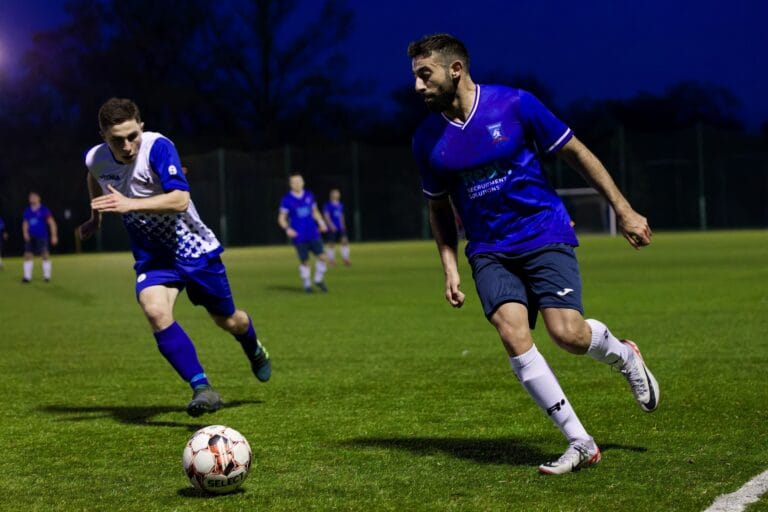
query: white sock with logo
[
  {"left": 42, "top": 259, "right": 52, "bottom": 280},
  {"left": 23, "top": 260, "right": 33, "bottom": 280},
  {"left": 340, "top": 245, "right": 350, "bottom": 261},
  {"left": 299, "top": 264, "right": 311, "bottom": 288},
  {"left": 510, "top": 345, "right": 590, "bottom": 443},
  {"left": 586, "top": 319, "right": 630, "bottom": 368},
  {"left": 326, "top": 247, "right": 335, "bottom": 263}
]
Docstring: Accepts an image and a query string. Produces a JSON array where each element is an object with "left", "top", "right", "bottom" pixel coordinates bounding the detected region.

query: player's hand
[
  {"left": 318, "top": 221, "right": 328, "bottom": 233},
  {"left": 444, "top": 271, "right": 466, "bottom": 308},
  {"left": 91, "top": 185, "right": 135, "bottom": 213},
  {"left": 50, "top": 234, "right": 59, "bottom": 247},
  {"left": 618, "top": 209, "right": 652, "bottom": 249},
  {"left": 285, "top": 227, "right": 298, "bottom": 239},
  {"left": 77, "top": 217, "right": 101, "bottom": 241}
]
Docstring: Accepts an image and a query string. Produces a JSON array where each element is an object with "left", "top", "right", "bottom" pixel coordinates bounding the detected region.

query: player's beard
[{"left": 423, "top": 72, "right": 458, "bottom": 113}]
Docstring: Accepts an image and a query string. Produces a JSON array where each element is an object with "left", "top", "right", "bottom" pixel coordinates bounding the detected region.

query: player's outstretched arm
[
  {"left": 312, "top": 204, "right": 328, "bottom": 233},
  {"left": 78, "top": 173, "right": 104, "bottom": 241},
  {"left": 557, "top": 136, "right": 652, "bottom": 249},
  {"left": 91, "top": 185, "right": 189, "bottom": 215},
  {"left": 278, "top": 210, "right": 297, "bottom": 239},
  {"left": 428, "top": 197, "right": 465, "bottom": 308}
]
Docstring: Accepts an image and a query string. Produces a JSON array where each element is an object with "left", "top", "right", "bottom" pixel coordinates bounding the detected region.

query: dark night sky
[{"left": 1, "top": 0, "right": 766, "bottom": 128}]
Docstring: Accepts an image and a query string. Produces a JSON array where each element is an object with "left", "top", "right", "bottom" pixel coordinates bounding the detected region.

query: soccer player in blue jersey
[
  {"left": 77, "top": 98, "right": 271, "bottom": 417},
  {"left": 22, "top": 191, "right": 58, "bottom": 283},
  {"left": 322, "top": 188, "right": 351, "bottom": 266},
  {"left": 278, "top": 173, "right": 330, "bottom": 292},
  {"left": 409, "top": 34, "right": 659, "bottom": 475}
]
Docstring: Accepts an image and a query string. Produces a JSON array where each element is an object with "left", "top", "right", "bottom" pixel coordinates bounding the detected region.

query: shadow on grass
[
  {"left": 39, "top": 400, "right": 261, "bottom": 431},
  {"left": 346, "top": 437, "right": 648, "bottom": 466},
  {"left": 177, "top": 487, "right": 245, "bottom": 498},
  {"left": 263, "top": 284, "right": 313, "bottom": 294}
]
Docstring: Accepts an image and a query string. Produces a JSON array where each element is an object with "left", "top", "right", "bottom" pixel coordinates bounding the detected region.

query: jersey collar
[{"left": 441, "top": 84, "right": 480, "bottom": 130}]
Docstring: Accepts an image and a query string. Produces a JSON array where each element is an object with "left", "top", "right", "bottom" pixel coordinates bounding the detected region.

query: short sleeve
[
  {"left": 519, "top": 90, "right": 573, "bottom": 155},
  {"left": 148, "top": 137, "right": 190, "bottom": 192},
  {"left": 279, "top": 196, "right": 290, "bottom": 214},
  {"left": 412, "top": 135, "right": 449, "bottom": 200}
]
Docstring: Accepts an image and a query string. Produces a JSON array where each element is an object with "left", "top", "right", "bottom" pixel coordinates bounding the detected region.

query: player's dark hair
[
  {"left": 407, "top": 33, "right": 470, "bottom": 69},
  {"left": 288, "top": 172, "right": 303, "bottom": 179},
  {"left": 98, "top": 98, "right": 142, "bottom": 132}
]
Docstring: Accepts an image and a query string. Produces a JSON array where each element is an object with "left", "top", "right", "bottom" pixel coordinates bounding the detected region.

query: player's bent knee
[{"left": 548, "top": 322, "right": 590, "bottom": 353}]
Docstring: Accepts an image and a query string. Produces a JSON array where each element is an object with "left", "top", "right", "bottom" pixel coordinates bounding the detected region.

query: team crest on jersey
[
  {"left": 486, "top": 122, "right": 509, "bottom": 144},
  {"left": 168, "top": 165, "right": 178, "bottom": 175}
]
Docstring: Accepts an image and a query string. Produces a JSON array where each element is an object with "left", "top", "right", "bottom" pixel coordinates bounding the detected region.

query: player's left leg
[
  {"left": 310, "top": 239, "right": 328, "bottom": 292},
  {"left": 530, "top": 244, "right": 659, "bottom": 412},
  {"left": 41, "top": 244, "right": 52, "bottom": 282},
  {"left": 182, "top": 256, "right": 272, "bottom": 383},
  {"left": 340, "top": 234, "right": 350, "bottom": 266}
]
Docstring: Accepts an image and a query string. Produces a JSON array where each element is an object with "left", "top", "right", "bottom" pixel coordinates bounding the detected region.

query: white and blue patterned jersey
[{"left": 85, "top": 132, "right": 222, "bottom": 267}]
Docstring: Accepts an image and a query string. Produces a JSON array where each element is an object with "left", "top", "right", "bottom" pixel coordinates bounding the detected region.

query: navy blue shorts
[
  {"left": 134, "top": 256, "right": 236, "bottom": 317},
  {"left": 294, "top": 239, "right": 324, "bottom": 262},
  {"left": 469, "top": 244, "right": 583, "bottom": 328},
  {"left": 24, "top": 237, "right": 49, "bottom": 255},
  {"left": 324, "top": 230, "right": 347, "bottom": 244}
]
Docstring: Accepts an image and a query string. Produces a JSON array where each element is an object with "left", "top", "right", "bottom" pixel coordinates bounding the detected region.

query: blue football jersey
[
  {"left": 413, "top": 85, "right": 578, "bottom": 257},
  {"left": 323, "top": 201, "right": 344, "bottom": 231},
  {"left": 280, "top": 191, "right": 320, "bottom": 243},
  {"left": 23, "top": 205, "right": 52, "bottom": 239}
]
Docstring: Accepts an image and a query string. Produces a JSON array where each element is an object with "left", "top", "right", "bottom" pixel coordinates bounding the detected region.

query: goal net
[{"left": 556, "top": 187, "right": 617, "bottom": 236}]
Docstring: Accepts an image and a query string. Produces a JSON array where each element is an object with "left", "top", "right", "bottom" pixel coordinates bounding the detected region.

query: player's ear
[
  {"left": 450, "top": 60, "right": 463, "bottom": 79},
  {"left": 139, "top": 122, "right": 145, "bottom": 131}
]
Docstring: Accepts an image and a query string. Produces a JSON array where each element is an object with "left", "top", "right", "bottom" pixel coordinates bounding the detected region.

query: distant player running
[
  {"left": 409, "top": 34, "right": 659, "bottom": 474},
  {"left": 322, "top": 188, "right": 351, "bottom": 266},
  {"left": 78, "top": 98, "right": 271, "bottom": 417},
  {"left": 22, "top": 191, "right": 58, "bottom": 283},
  {"left": 278, "top": 172, "right": 329, "bottom": 293}
]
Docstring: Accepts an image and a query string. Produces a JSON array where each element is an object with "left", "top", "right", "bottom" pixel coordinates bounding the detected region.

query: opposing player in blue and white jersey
[
  {"left": 77, "top": 98, "right": 271, "bottom": 417},
  {"left": 322, "top": 188, "right": 351, "bottom": 266},
  {"left": 278, "top": 173, "right": 329, "bottom": 292},
  {"left": 409, "top": 34, "right": 659, "bottom": 475},
  {"left": 22, "top": 191, "right": 58, "bottom": 283}
]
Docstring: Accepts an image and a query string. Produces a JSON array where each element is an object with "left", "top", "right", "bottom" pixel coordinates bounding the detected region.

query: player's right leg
[
  {"left": 294, "top": 243, "right": 313, "bottom": 292},
  {"left": 22, "top": 239, "right": 34, "bottom": 282},
  {"left": 471, "top": 252, "right": 598, "bottom": 474},
  {"left": 137, "top": 278, "right": 220, "bottom": 416}
]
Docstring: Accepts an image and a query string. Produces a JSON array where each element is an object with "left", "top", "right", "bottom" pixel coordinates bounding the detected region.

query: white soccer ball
[{"left": 182, "top": 425, "right": 252, "bottom": 494}]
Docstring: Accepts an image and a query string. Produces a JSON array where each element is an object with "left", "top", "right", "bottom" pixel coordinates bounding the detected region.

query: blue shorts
[
  {"left": 135, "top": 256, "right": 236, "bottom": 317},
  {"left": 294, "top": 239, "right": 324, "bottom": 262},
  {"left": 323, "top": 230, "right": 347, "bottom": 244},
  {"left": 469, "top": 244, "right": 583, "bottom": 328},
  {"left": 24, "top": 237, "right": 49, "bottom": 255}
]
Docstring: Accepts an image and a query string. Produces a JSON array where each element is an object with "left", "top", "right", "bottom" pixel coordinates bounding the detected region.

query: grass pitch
[{"left": 0, "top": 231, "right": 766, "bottom": 511}]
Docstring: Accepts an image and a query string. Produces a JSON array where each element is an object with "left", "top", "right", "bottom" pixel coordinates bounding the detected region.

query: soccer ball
[{"left": 182, "top": 425, "right": 252, "bottom": 494}]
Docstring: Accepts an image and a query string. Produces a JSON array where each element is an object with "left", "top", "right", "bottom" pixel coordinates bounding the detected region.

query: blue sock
[
  {"left": 154, "top": 322, "right": 209, "bottom": 390},
  {"left": 234, "top": 316, "right": 260, "bottom": 358}
]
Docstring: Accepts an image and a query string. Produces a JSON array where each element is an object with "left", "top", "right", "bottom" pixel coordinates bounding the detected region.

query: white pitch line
[{"left": 704, "top": 469, "right": 768, "bottom": 512}]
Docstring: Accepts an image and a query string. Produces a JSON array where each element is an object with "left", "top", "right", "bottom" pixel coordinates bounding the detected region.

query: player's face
[
  {"left": 102, "top": 119, "right": 144, "bottom": 164},
  {"left": 28, "top": 192, "right": 40, "bottom": 207},
  {"left": 330, "top": 189, "right": 341, "bottom": 202},
  {"left": 289, "top": 175, "right": 305, "bottom": 193},
  {"left": 411, "top": 54, "right": 457, "bottom": 113}
]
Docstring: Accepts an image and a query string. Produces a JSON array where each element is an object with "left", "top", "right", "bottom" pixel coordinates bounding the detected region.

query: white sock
[
  {"left": 23, "top": 260, "right": 33, "bottom": 280},
  {"left": 314, "top": 260, "right": 327, "bottom": 283},
  {"left": 299, "top": 264, "right": 311, "bottom": 288},
  {"left": 326, "top": 247, "right": 336, "bottom": 263},
  {"left": 510, "top": 345, "right": 590, "bottom": 443},
  {"left": 42, "top": 259, "right": 52, "bottom": 280},
  {"left": 340, "top": 245, "right": 350, "bottom": 261},
  {"left": 586, "top": 319, "right": 630, "bottom": 368}
]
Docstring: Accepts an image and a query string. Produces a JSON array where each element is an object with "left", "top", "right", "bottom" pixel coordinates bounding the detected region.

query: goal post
[{"left": 556, "top": 187, "right": 617, "bottom": 236}]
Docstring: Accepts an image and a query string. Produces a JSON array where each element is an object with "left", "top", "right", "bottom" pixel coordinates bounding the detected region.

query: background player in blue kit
[
  {"left": 322, "top": 188, "right": 351, "bottom": 266},
  {"left": 278, "top": 172, "right": 330, "bottom": 292},
  {"left": 22, "top": 191, "right": 58, "bottom": 283},
  {"left": 409, "top": 34, "right": 659, "bottom": 475},
  {"left": 77, "top": 98, "right": 271, "bottom": 417}
]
